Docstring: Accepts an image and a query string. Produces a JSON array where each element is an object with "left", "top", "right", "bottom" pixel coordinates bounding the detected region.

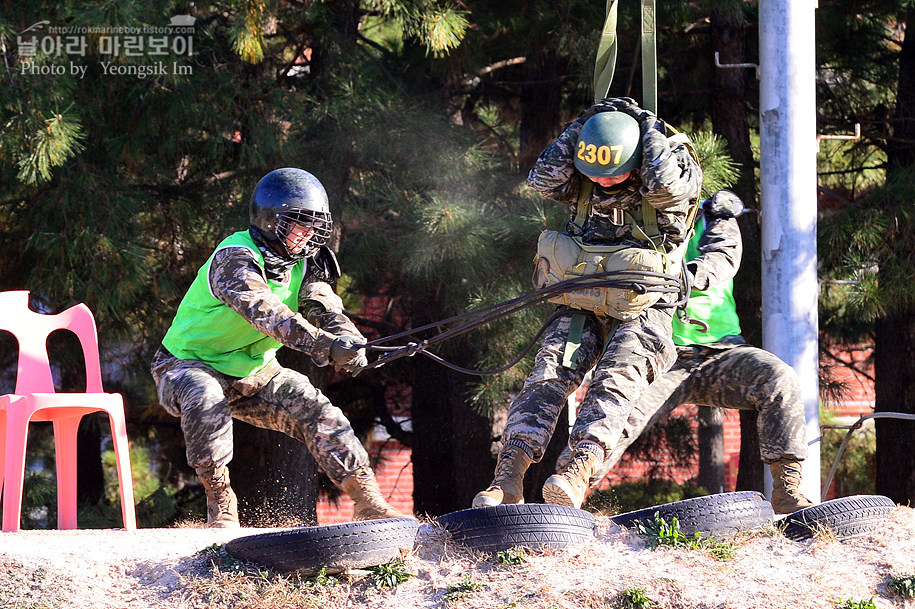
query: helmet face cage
[{"left": 275, "top": 209, "right": 333, "bottom": 259}]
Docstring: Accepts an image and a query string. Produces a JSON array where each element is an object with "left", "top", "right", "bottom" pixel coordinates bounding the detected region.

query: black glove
[
  {"left": 702, "top": 189, "right": 745, "bottom": 219},
  {"left": 603, "top": 97, "right": 657, "bottom": 126},
  {"left": 577, "top": 96, "right": 641, "bottom": 122},
  {"left": 330, "top": 335, "right": 367, "bottom": 373}
]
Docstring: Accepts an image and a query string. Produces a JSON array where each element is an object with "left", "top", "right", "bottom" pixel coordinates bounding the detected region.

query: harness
[{"left": 541, "top": 0, "right": 698, "bottom": 369}]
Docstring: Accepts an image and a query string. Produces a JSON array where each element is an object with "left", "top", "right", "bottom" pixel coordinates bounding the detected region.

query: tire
[
  {"left": 225, "top": 517, "right": 419, "bottom": 575},
  {"left": 780, "top": 494, "right": 896, "bottom": 541},
  {"left": 610, "top": 491, "right": 774, "bottom": 539},
  {"left": 435, "top": 504, "right": 596, "bottom": 554}
]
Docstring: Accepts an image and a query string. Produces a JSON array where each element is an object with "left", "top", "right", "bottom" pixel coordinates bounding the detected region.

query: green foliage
[
  {"left": 444, "top": 575, "right": 483, "bottom": 601},
  {"left": 198, "top": 543, "right": 248, "bottom": 574},
  {"left": 304, "top": 566, "right": 340, "bottom": 589},
  {"left": 618, "top": 587, "right": 658, "bottom": 609},
  {"left": 20, "top": 469, "right": 57, "bottom": 529},
  {"left": 819, "top": 408, "right": 876, "bottom": 497},
  {"left": 835, "top": 598, "right": 877, "bottom": 609},
  {"left": 496, "top": 547, "right": 527, "bottom": 565},
  {"left": 371, "top": 559, "right": 413, "bottom": 589},
  {"left": 689, "top": 131, "right": 740, "bottom": 198},
  {"left": 887, "top": 574, "right": 915, "bottom": 599},
  {"left": 634, "top": 512, "right": 736, "bottom": 560},
  {"left": 13, "top": 109, "right": 86, "bottom": 185},
  {"left": 365, "top": 0, "right": 469, "bottom": 56},
  {"left": 230, "top": 0, "right": 267, "bottom": 64}
]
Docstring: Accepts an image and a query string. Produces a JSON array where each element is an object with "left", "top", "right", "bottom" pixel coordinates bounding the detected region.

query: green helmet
[{"left": 574, "top": 111, "right": 641, "bottom": 178}]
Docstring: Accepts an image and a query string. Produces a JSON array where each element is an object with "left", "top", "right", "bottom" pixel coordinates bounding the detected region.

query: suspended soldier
[
  {"left": 559, "top": 190, "right": 815, "bottom": 514},
  {"left": 474, "top": 97, "right": 703, "bottom": 510},
  {"left": 151, "top": 168, "right": 411, "bottom": 527}
]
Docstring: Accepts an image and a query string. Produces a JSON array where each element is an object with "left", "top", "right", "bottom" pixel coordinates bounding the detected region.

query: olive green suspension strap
[
  {"left": 564, "top": 184, "right": 593, "bottom": 370},
  {"left": 571, "top": 181, "right": 593, "bottom": 233},
  {"left": 593, "top": 0, "right": 619, "bottom": 102},
  {"left": 561, "top": 312, "right": 588, "bottom": 370},
  {"left": 636, "top": 0, "right": 659, "bottom": 246},
  {"left": 641, "top": 0, "right": 657, "bottom": 114}
]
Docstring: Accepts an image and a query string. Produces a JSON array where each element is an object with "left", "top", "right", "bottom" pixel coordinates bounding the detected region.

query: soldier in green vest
[
  {"left": 151, "top": 168, "right": 411, "bottom": 527},
  {"left": 561, "top": 190, "right": 814, "bottom": 514}
]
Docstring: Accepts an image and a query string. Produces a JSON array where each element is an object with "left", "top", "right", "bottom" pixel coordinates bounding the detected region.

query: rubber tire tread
[
  {"left": 225, "top": 517, "right": 419, "bottom": 575},
  {"left": 610, "top": 491, "right": 774, "bottom": 539},
  {"left": 436, "top": 504, "right": 595, "bottom": 553},
  {"left": 780, "top": 494, "right": 896, "bottom": 541}
]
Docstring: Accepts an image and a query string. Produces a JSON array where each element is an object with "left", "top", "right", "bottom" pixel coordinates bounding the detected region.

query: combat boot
[
  {"left": 473, "top": 444, "right": 534, "bottom": 507},
  {"left": 541, "top": 443, "right": 603, "bottom": 509},
  {"left": 769, "top": 459, "right": 815, "bottom": 515},
  {"left": 342, "top": 467, "right": 413, "bottom": 521},
  {"left": 197, "top": 465, "right": 240, "bottom": 528}
]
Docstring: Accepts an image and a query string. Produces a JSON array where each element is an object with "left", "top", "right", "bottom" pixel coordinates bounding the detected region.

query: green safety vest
[
  {"left": 671, "top": 217, "right": 741, "bottom": 346},
  {"left": 162, "top": 230, "right": 305, "bottom": 377}
]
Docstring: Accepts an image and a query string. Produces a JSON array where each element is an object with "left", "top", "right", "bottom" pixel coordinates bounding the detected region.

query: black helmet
[{"left": 249, "top": 168, "right": 333, "bottom": 259}]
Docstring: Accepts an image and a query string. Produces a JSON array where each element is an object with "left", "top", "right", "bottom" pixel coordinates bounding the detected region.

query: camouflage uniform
[
  {"left": 502, "top": 101, "right": 703, "bottom": 461},
  {"left": 150, "top": 245, "right": 370, "bottom": 484},
  {"left": 560, "top": 212, "right": 809, "bottom": 483}
]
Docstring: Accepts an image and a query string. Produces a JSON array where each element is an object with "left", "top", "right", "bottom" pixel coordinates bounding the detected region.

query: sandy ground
[{"left": 2, "top": 506, "right": 915, "bottom": 609}]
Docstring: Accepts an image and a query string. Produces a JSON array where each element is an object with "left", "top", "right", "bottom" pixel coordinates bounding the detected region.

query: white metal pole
[{"left": 759, "top": 0, "right": 821, "bottom": 502}]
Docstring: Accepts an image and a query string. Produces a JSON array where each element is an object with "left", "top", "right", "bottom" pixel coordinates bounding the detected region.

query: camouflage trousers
[
  {"left": 150, "top": 346, "right": 369, "bottom": 484},
  {"left": 558, "top": 341, "right": 810, "bottom": 484},
  {"left": 503, "top": 306, "right": 678, "bottom": 461}
]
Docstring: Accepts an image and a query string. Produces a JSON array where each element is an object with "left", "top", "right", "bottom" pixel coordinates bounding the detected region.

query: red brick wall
[{"left": 316, "top": 439, "right": 414, "bottom": 524}]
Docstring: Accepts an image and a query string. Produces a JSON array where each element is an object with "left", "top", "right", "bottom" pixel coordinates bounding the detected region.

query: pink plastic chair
[{"left": 0, "top": 290, "right": 136, "bottom": 531}]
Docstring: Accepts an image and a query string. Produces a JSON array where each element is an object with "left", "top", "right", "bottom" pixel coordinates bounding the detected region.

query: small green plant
[
  {"left": 197, "top": 543, "right": 246, "bottom": 573},
  {"left": 496, "top": 547, "right": 527, "bottom": 565},
  {"left": 887, "top": 574, "right": 915, "bottom": 599},
  {"left": 634, "top": 512, "right": 736, "bottom": 560},
  {"left": 835, "top": 599, "right": 876, "bottom": 609},
  {"left": 371, "top": 559, "right": 413, "bottom": 589},
  {"left": 444, "top": 575, "right": 484, "bottom": 601},
  {"left": 304, "top": 566, "right": 339, "bottom": 589},
  {"left": 618, "top": 587, "right": 658, "bottom": 609}
]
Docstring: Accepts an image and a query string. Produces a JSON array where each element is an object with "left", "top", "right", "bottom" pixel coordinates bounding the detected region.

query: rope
[{"left": 354, "top": 268, "right": 681, "bottom": 375}]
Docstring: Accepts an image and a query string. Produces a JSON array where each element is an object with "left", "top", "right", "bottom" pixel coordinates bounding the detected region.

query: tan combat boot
[
  {"left": 472, "top": 444, "right": 534, "bottom": 508},
  {"left": 197, "top": 465, "right": 240, "bottom": 528},
  {"left": 541, "top": 444, "right": 603, "bottom": 509},
  {"left": 342, "top": 467, "right": 413, "bottom": 521},
  {"left": 769, "top": 459, "right": 815, "bottom": 515}
]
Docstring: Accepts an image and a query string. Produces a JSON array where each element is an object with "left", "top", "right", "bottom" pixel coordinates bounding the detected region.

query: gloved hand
[
  {"left": 702, "top": 189, "right": 745, "bottom": 218},
  {"left": 330, "top": 335, "right": 368, "bottom": 373},
  {"left": 578, "top": 97, "right": 629, "bottom": 122}
]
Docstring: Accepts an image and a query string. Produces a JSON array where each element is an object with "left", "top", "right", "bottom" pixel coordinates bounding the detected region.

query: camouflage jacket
[
  {"left": 526, "top": 116, "right": 703, "bottom": 247},
  {"left": 209, "top": 247, "right": 364, "bottom": 367},
  {"left": 686, "top": 211, "right": 742, "bottom": 292}
]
